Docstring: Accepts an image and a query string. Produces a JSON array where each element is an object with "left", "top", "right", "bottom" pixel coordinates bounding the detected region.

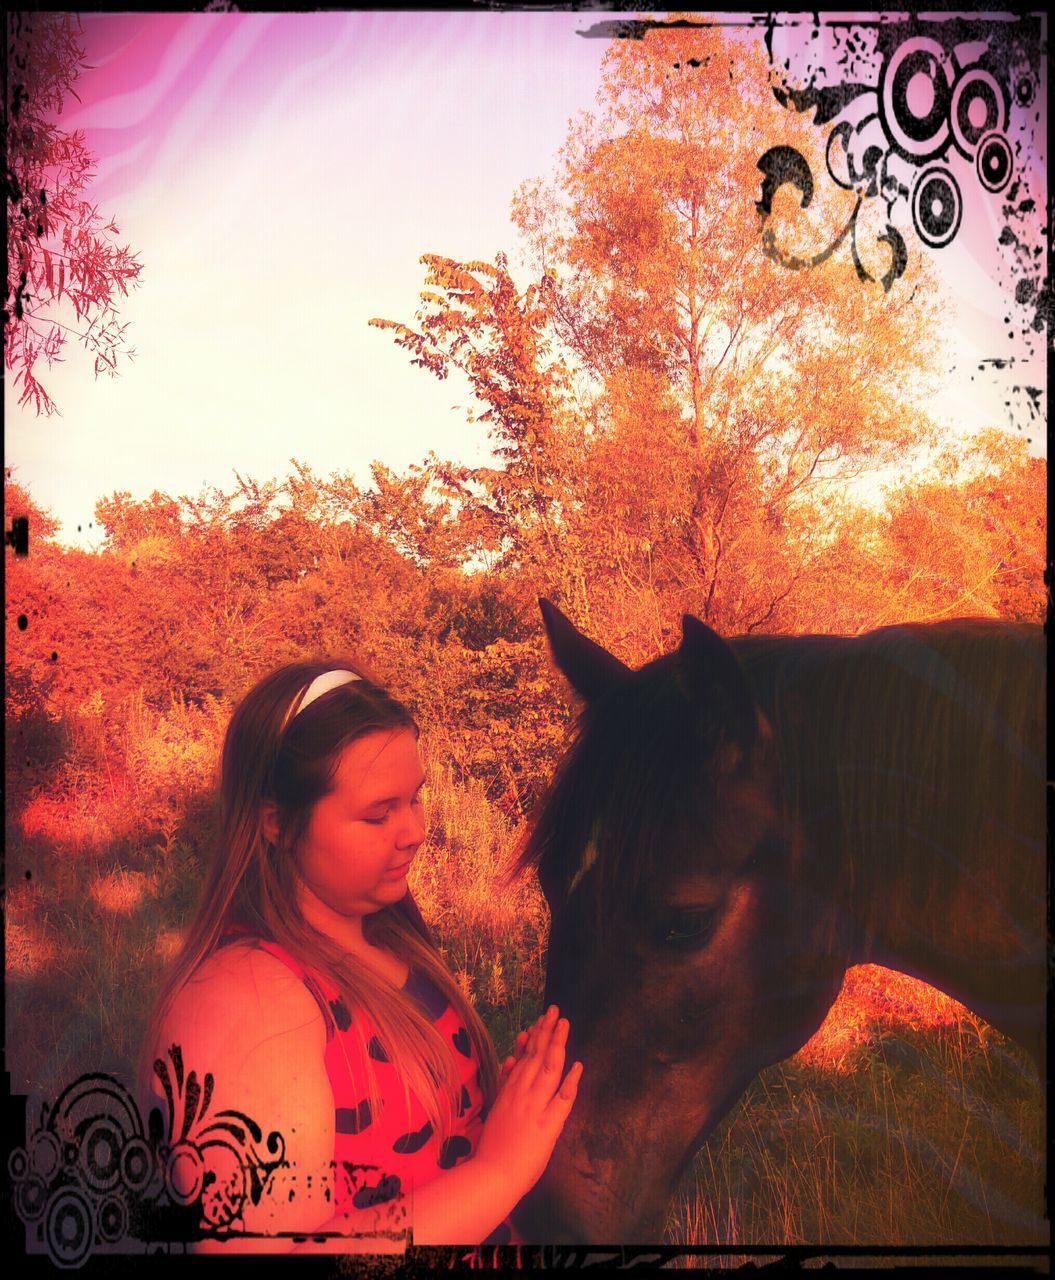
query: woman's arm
[{"left": 151, "top": 945, "right": 398, "bottom": 1253}]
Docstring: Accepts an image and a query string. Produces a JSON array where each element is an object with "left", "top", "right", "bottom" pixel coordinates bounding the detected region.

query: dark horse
[{"left": 514, "top": 601, "right": 1045, "bottom": 1242}]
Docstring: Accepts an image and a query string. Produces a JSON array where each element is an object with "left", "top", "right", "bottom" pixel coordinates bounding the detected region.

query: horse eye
[{"left": 654, "top": 908, "right": 717, "bottom": 950}]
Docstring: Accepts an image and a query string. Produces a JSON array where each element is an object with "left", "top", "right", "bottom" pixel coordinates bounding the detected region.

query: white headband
[{"left": 294, "top": 669, "right": 361, "bottom": 717}]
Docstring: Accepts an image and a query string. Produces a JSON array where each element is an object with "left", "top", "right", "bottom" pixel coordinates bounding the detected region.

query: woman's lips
[{"left": 382, "top": 860, "right": 412, "bottom": 879}]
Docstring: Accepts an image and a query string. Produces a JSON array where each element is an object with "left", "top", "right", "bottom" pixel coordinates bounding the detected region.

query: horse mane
[
  {"left": 515, "top": 652, "right": 759, "bottom": 924},
  {"left": 730, "top": 620, "right": 1044, "bottom": 956},
  {"left": 520, "top": 620, "right": 1043, "bottom": 956}
]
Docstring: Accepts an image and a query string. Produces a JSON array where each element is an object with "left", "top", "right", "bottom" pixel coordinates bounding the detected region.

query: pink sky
[{"left": 6, "top": 11, "right": 1046, "bottom": 545}]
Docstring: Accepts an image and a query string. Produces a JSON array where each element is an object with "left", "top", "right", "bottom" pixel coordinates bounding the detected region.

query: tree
[
  {"left": 511, "top": 20, "right": 946, "bottom": 629},
  {"left": 374, "top": 19, "right": 945, "bottom": 650},
  {"left": 95, "top": 490, "right": 183, "bottom": 553},
  {"left": 5, "top": 465, "right": 60, "bottom": 541},
  {"left": 875, "top": 431, "right": 1046, "bottom": 625},
  {"left": 4, "top": 11, "right": 143, "bottom": 415},
  {"left": 791, "top": 431, "right": 1047, "bottom": 633},
  {"left": 371, "top": 253, "right": 595, "bottom": 618}
]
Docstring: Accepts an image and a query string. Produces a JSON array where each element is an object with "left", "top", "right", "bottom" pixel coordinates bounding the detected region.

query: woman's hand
[
  {"left": 475, "top": 1005, "right": 582, "bottom": 1202},
  {"left": 498, "top": 1025, "right": 530, "bottom": 1086}
]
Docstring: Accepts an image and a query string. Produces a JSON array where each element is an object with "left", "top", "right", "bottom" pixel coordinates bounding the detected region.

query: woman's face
[{"left": 293, "top": 727, "right": 426, "bottom": 927}]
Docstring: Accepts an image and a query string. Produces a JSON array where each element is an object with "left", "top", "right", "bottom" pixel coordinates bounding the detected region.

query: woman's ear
[{"left": 260, "top": 800, "right": 281, "bottom": 845}]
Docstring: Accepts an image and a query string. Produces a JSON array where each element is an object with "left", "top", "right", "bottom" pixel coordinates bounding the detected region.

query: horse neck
[{"left": 733, "top": 625, "right": 1046, "bottom": 1058}]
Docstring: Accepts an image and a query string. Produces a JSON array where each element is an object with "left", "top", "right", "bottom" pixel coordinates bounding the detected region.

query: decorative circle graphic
[
  {"left": 80, "top": 1119, "right": 123, "bottom": 1193},
  {"left": 45, "top": 1189, "right": 94, "bottom": 1269},
  {"left": 166, "top": 1141, "right": 204, "bottom": 1205},
  {"left": 880, "top": 36, "right": 953, "bottom": 160},
  {"left": 16, "top": 1175, "right": 49, "bottom": 1224},
  {"left": 977, "top": 131, "right": 1013, "bottom": 193},
  {"left": 97, "top": 1194, "right": 128, "bottom": 1244},
  {"left": 120, "top": 1136, "right": 154, "bottom": 1193},
  {"left": 10, "top": 1057, "right": 308, "bottom": 1262},
  {"left": 8, "top": 1146, "right": 29, "bottom": 1181},
  {"left": 1016, "top": 75, "right": 1035, "bottom": 107},
  {"left": 31, "top": 1130, "right": 62, "bottom": 1180},
  {"left": 912, "top": 167, "right": 962, "bottom": 248},
  {"left": 951, "top": 68, "right": 1005, "bottom": 156}
]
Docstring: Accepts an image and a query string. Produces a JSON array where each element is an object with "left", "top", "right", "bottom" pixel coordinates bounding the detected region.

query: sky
[{"left": 5, "top": 10, "right": 1047, "bottom": 548}]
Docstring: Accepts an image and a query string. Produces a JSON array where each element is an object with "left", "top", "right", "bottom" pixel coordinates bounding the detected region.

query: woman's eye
[
  {"left": 653, "top": 909, "right": 717, "bottom": 951},
  {"left": 362, "top": 812, "right": 390, "bottom": 826}
]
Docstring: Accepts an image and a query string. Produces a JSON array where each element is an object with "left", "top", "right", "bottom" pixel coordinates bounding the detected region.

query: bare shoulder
[
  {"left": 182, "top": 940, "right": 318, "bottom": 1004},
  {"left": 162, "top": 942, "right": 321, "bottom": 1039},
  {"left": 147, "top": 945, "right": 351, "bottom": 1248},
  {"left": 154, "top": 942, "right": 328, "bottom": 1089}
]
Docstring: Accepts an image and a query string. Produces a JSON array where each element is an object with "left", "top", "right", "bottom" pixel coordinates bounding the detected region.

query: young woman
[{"left": 141, "top": 660, "right": 580, "bottom": 1251}]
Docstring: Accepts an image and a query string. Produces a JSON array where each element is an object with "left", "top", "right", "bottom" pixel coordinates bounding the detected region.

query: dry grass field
[{"left": 5, "top": 700, "right": 1046, "bottom": 1252}]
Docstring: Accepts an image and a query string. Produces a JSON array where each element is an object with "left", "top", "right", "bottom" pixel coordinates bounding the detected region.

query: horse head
[{"left": 516, "top": 601, "right": 853, "bottom": 1242}]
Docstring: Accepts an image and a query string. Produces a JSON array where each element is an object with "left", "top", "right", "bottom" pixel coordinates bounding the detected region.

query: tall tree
[
  {"left": 4, "top": 12, "right": 143, "bottom": 415},
  {"left": 371, "top": 253, "right": 596, "bottom": 623},
  {"left": 375, "top": 19, "right": 944, "bottom": 649},
  {"left": 511, "top": 20, "right": 944, "bottom": 630}
]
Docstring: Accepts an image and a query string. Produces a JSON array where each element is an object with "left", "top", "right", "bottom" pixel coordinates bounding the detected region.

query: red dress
[{"left": 219, "top": 930, "right": 521, "bottom": 1245}]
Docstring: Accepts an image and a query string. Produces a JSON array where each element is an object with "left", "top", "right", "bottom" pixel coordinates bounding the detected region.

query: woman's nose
[{"left": 396, "top": 805, "right": 426, "bottom": 850}]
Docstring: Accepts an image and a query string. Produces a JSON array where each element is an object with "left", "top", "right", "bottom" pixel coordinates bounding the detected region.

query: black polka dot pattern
[
  {"left": 329, "top": 997, "right": 352, "bottom": 1032},
  {"left": 403, "top": 969, "right": 447, "bottom": 1020},
  {"left": 231, "top": 933, "right": 508, "bottom": 1233},
  {"left": 352, "top": 1173, "right": 401, "bottom": 1208},
  {"left": 437, "top": 1135, "right": 472, "bottom": 1170},
  {"left": 392, "top": 1120, "right": 434, "bottom": 1154},
  {"left": 335, "top": 1098, "right": 374, "bottom": 1134}
]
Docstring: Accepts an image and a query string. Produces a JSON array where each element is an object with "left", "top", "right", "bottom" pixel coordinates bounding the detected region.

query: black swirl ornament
[
  {"left": 759, "top": 14, "right": 1040, "bottom": 286},
  {"left": 8, "top": 1050, "right": 289, "bottom": 1263},
  {"left": 757, "top": 147, "right": 907, "bottom": 293}
]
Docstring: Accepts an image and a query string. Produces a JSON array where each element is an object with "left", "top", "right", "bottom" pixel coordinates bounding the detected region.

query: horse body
[
  {"left": 732, "top": 621, "right": 1046, "bottom": 1065},
  {"left": 516, "top": 606, "right": 1045, "bottom": 1243}
]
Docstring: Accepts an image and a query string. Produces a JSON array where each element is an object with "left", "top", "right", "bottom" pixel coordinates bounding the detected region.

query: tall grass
[
  {"left": 4, "top": 699, "right": 1046, "bottom": 1247},
  {"left": 665, "top": 973, "right": 1046, "bottom": 1254},
  {"left": 410, "top": 745, "right": 548, "bottom": 1058}
]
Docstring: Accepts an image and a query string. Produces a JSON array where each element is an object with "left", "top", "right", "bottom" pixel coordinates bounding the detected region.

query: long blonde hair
[{"left": 141, "top": 659, "right": 498, "bottom": 1143}]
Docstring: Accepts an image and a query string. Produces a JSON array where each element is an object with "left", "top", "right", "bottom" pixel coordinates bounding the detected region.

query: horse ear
[
  {"left": 679, "top": 614, "right": 757, "bottom": 742},
  {"left": 539, "top": 598, "right": 631, "bottom": 703}
]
